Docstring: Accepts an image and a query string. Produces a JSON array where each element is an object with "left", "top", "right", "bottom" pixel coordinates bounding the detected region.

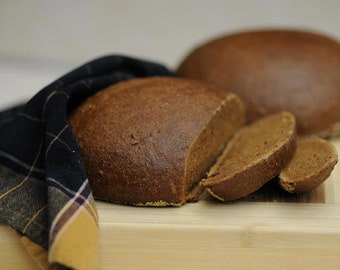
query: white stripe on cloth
[
  {"left": 47, "top": 177, "right": 91, "bottom": 206},
  {"left": 49, "top": 178, "right": 97, "bottom": 241}
]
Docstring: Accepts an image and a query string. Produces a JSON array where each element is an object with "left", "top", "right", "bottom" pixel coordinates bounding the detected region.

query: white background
[{"left": 1, "top": 0, "right": 340, "bottom": 108}]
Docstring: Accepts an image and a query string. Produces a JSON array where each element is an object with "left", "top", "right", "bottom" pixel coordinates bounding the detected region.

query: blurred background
[{"left": 1, "top": 0, "right": 340, "bottom": 107}]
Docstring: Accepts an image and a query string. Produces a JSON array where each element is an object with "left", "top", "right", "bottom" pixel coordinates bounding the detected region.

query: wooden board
[{"left": 1, "top": 138, "right": 340, "bottom": 269}]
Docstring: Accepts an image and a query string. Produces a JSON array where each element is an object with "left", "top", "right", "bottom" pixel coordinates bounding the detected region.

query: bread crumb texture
[
  {"left": 279, "top": 136, "right": 338, "bottom": 193},
  {"left": 201, "top": 111, "right": 296, "bottom": 201}
]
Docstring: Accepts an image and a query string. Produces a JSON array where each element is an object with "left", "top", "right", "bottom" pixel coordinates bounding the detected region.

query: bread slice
[
  {"left": 69, "top": 77, "right": 245, "bottom": 206},
  {"left": 279, "top": 136, "right": 338, "bottom": 193},
  {"left": 200, "top": 111, "right": 296, "bottom": 201}
]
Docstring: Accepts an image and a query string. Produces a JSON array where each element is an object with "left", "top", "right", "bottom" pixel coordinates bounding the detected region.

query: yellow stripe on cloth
[{"left": 49, "top": 205, "right": 99, "bottom": 270}]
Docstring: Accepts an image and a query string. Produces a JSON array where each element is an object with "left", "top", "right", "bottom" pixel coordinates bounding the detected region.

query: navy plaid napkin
[{"left": 0, "top": 55, "right": 172, "bottom": 269}]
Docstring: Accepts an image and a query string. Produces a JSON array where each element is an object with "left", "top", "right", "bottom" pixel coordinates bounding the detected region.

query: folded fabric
[{"left": 0, "top": 55, "right": 172, "bottom": 269}]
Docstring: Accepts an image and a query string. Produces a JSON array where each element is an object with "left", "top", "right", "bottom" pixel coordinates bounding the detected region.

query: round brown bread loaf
[
  {"left": 177, "top": 29, "right": 340, "bottom": 136},
  {"left": 279, "top": 136, "right": 338, "bottom": 193},
  {"left": 200, "top": 111, "right": 296, "bottom": 201},
  {"left": 68, "top": 77, "right": 245, "bottom": 206}
]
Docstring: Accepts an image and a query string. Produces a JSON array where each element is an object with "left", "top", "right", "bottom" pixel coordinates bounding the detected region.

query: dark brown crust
[
  {"left": 279, "top": 137, "right": 338, "bottom": 193},
  {"left": 200, "top": 112, "right": 297, "bottom": 201},
  {"left": 69, "top": 77, "right": 244, "bottom": 206},
  {"left": 177, "top": 29, "right": 340, "bottom": 136}
]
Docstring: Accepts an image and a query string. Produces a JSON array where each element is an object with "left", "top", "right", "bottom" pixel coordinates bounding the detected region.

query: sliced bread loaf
[
  {"left": 279, "top": 136, "right": 338, "bottom": 193},
  {"left": 69, "top": 77, "right": 245, "bottom": 206},
  {"left": 200, "top": 111, "right": 296, "bottom": 201}
]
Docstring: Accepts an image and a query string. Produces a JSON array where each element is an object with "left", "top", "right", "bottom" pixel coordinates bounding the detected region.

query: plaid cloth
[{"left": 0, "top": 55, "right": 172, "bottom": 269}]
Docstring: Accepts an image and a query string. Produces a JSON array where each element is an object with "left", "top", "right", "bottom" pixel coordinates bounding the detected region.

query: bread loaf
[
  {"left": 200, "top": 111, "right": 296, "bottom": 201},
  {"left": 69, "top": 77, "right": 245, "bottom": 206},
  {"left": 177, "top": 29, "right": 340, "bottom": 136},
  {"left": 279, "top": 136, "right": 338, "bottom": 193}
]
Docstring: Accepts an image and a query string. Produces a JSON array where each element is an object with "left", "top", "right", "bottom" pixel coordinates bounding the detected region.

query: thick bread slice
[
  {"left": 69, "top": 77, "right": 245, "bottom": 206},
  {"left": 200, "top": 111, "right": 296, "bottom": 201},
  {"left": 279, "top": 136, "right": 338, "bottom": 193}
]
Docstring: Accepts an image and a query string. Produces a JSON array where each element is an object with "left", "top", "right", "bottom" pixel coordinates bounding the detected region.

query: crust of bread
[{"left": 177, "top": 29, "right": 340, "bottom": 136}]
